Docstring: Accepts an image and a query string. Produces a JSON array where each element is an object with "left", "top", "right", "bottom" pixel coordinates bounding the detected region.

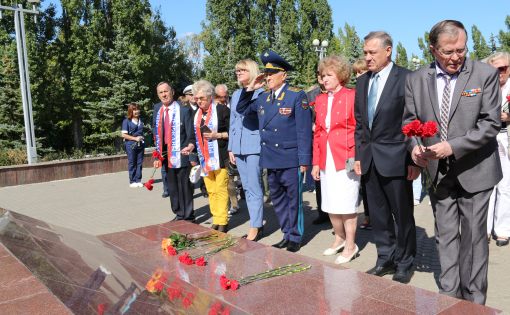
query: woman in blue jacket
[
  {"left": 228, "top": 59, "right": 265, "bottom": 241},
  {"left": 121, "top": 103, "right": 145, "bottom": 187}
]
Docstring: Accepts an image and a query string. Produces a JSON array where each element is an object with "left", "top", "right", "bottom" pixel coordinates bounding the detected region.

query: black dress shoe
[
  {"left": 312, "top": 215, "right": 329, "bottom": 225},
  {"left": 392, "top": 269, "right": 413, "bottom": 284},
  {"left": 496, "top": 238, "right": 509, "bottom": 247},
  {"left": 366, "top": 263, "right": 396, "bottom": 277},
  {"left": 272, "top": 239, "right": 289, "bottom": 249},
  {"left": 286, "top": 241, "right": 301, "bottom": 252},
  {"left": 162, "top": 192, "right": 169, "bottom": 198}
]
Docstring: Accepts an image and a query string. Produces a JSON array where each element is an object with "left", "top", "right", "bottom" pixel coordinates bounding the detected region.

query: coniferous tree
[
  {"left": 471, "top": 25, "right": 491, "bottom": 60},
  {"left": 417, "top": 32, "right": 433, "bottom": 64},
  {"left": 499, "top": 15, "right": 510, "bottom": 52},
  {"left": 395, "top": 42, "right": 409, "bottom": 69}
]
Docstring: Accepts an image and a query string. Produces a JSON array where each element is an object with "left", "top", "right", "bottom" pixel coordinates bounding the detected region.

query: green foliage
[
  {"left": 0, "top": 0, "right": 190, "bottom": 164},
  {"left": 499, "top": 15, "right": 510, "bottom": 52},
  {"left": 471, "top": 25, "right": 491, "bottom": 60},
  {"left": 395, "top": 42, "right": 409, "bottom": 69},
  {"left": 417, "top": 32, "right": 433, "bottom": 64}
]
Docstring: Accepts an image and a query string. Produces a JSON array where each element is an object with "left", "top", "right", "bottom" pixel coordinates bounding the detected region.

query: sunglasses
[{"left": 497, "top": 65, "right": 509, "bottom": 72}]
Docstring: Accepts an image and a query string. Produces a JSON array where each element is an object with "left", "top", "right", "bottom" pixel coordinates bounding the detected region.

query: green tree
[
  {"left": 471, "top": 25, "right": 491, "bottom": 60},
  {"left": 395, "top": 42, "right": 409, "bottom": 69},
  {"left": 417, "top": 32, "right": 433, "bottom": 64},
  {"left": 499, "top": 15, "right": 510, "bottom": 51},
  {"left": 332, "top": 23, "right": 363, "bottom": 64}
]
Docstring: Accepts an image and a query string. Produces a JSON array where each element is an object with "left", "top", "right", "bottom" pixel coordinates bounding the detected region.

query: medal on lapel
[{"left": 259, "top": 106, "right": 265, "bottom": 116}]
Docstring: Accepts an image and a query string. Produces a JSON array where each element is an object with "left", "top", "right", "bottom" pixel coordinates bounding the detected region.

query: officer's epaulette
[{"left": 287, "top": 86, "right": 303, "bottom": 92}]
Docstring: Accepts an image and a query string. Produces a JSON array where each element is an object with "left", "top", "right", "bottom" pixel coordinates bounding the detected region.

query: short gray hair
[
  {"left": 429, "top": 20, "right": 467, "bottom": 48},
  {"left": 485, "top": 51, "right": 510, "bottom": 65},
  {"left": 364, "top": 31, "right": 393, "bottom": 48},
  {"left": 215, "top": 84, "right": 228, "bottom": 95},
  {"left": 192, "top": 79, "right": 215, "bottom": 97}
]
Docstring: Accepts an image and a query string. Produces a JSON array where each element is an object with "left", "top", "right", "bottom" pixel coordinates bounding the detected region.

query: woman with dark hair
[{"left": 121, "top": 103, "right": 145, "bottom": 187}]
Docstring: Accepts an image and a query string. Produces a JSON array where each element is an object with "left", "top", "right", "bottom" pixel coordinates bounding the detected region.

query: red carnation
[
  {"left": 166, "top": 287, "right": 182, "bottom": 301},
  {"left": 143, "top": 178, "right": 155, "bottom": 191},
  {"left": 195, "top": 256, "right": 206, "bottom": 266},
  {"left": 229, "top": 280, "right": 239, "bottom": 291},
  {"left": 152, "top": 151, "right": 164, "bottom": 161},
  {"left": 219, "top": 275, "right": 230, "bottom": 290},
  {"left": 421, "top": 121, "right": 438, "bottom": 138},
  {"left": 182, "top": 293, "right": 194, "bottom": 308},
  {"left": 506, "top": 95, "right": 510, "bottom": 102},
  {"left": 178, "top": 252, "right": 194, "bottom": 265},
  {"left": 309, "top": 101, "right": 316, "bottom": 107},
  {"left": 166, "top": 245, "right": 177, "bottom": 256},
  {"left": 402, "top": 119, "right": 422, "bottom": 137},
  {"left": 97, "top": 303, "right": 106, "bottom": 315}
]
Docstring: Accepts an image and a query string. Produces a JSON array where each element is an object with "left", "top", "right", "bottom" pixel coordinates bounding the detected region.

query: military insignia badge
[
  {"left": 461, "top": 88, "right": 482, "bottom": 97},
  {"left": 258, "top": 106, "right": 265, "bottom": 115},
  {"left": 279, "top": 108, "right": 292, "bottom": 116},
  {"left": 301, "top": 99, "right": 310, "bottom": 110},
  {"left": 277, "top": 92, "right": 285, "bottom": 100},
  {"left": 266, "top": 94, "right": 271, "bottom": 102}
]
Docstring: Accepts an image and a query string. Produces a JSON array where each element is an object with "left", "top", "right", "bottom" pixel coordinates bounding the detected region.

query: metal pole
[{"left": 14, "top": 4, "right": 37, "bottom": 163}]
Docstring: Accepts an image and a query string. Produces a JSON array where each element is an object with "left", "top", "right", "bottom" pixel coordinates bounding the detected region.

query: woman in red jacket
[{"left": 311, "top": 55, "right": 360, "bottom": 264}]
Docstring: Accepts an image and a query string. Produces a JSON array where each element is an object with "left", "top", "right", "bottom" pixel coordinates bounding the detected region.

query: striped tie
[{"left": 440, "top": 74, "right": 451, "bottom": 142}]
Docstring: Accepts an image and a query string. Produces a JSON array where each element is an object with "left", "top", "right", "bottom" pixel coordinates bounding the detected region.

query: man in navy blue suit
[{"left": 237, "top": 50, "right": 312, "bottom": 252}]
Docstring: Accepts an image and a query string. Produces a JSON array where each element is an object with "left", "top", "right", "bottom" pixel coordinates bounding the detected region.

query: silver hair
[
  {"left": 364, "top": 31, "right": 393, "bottom": 48},
  {"left": 485, "top": 51, "right": 510, "bottom": 65},
  {"left": 192, "top": 79, "right": 215, "bottom": 97},
  {"left": 215, "top": 84, "right": 228, "bottom": 95}
]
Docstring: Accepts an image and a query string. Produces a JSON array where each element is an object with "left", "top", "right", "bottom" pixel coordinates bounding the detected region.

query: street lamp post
[
  {"left": 411, "top": 57, "right": 421, "bottom": 71},
  {"left": 0, "top": 1, "right": 40, "bottom": 164},
  {"left": 312, "top": 39, "right": 329, "bottom": 60}
]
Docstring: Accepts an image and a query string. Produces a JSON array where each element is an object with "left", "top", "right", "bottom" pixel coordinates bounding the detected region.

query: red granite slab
[
  {"left": 0, "top": 292, "right": 72, "bottom": 314},
  {"left": 439, "top": 300, "right": 503, "bottom": 314}
]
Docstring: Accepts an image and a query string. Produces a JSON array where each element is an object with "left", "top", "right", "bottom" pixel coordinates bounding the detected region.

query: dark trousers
[
  {"left": 161, "top": 166, "right": 169, "bottom": 194},
  {"left": 268, "top": 167, "right": 304, "bottom": 243},
  {"left": 164, "top": 161, "right": 194, "bottom": 221},
  {"left": 364, "top": 162, "right": 416, "bottom": 271},
  {"left": 361, "top": 175, "right": 370, "bottom": 217},
  {"left": 125, "top": 142, "right": 144, "bottom": 183}
]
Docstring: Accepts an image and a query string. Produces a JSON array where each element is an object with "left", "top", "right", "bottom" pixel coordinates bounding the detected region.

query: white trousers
[{"left": 487, "top": 132, "right": 510, "bottom": 237}]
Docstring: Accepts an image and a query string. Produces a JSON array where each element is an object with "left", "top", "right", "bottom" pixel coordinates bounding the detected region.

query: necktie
[
  {"left": 367, "top": 74, "right": 379, "bottom": 129},
  {"left": 440, "top": 74, "right": 451, "bottom": 142},
  {"left": 164, "top": 107, "right": 170, "bottom": 145}
]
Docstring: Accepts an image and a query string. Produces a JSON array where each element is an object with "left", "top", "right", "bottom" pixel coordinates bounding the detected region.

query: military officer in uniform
[{"left": 236, "top": 50, "right": 313, "bottom": 252}]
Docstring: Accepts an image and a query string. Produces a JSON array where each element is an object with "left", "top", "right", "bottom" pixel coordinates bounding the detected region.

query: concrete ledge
[{"left": 0, "top": 152, "right": 154, "bottom": 187}]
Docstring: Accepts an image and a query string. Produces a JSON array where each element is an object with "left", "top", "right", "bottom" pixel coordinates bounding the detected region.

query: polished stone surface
[{"left": 0, "top": 208, "right": 502, "bottom": 314}]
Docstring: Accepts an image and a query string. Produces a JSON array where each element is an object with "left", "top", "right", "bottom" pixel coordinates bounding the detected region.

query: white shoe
[
  {"left": 136, "top": 182, "right": 143, "bottom": 187},
  {"left": 414, "top": 199, "right": 420, "bottom": 206},
  {"left": 323, "top": 241, "right": 346, "bottom": 256},
  {"left": 334, "top": 245, "right": 359, "bottom": 264},
  {"left": 129, "top": 183, "right": 138, "bottom": 188}
]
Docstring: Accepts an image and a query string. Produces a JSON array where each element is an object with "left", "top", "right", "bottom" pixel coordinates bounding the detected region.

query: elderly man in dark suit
[
  {"left": 403, "top": 20, "right": 502, "bottom": 305},
  {"left": 152, "top": 82, "right": 196, "bottom": 222},
  {"left": 354, "top": 31, "right": 420, "bottom": 284}
]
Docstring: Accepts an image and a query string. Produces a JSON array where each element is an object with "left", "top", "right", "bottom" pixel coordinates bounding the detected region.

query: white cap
[{"left": 183, "top": 85, "right": 193, "bottom": 95}]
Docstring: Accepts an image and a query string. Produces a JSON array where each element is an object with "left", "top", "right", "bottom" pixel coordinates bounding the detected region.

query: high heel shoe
[
  {"left": 334, "top": 245, "right": 359, "bottom": 264},
  {"left": 242, "top": 227, "right": 264, "bottom": 241},
  {"left": 323, "top": 241, "right": 345, "bottom": 256}
]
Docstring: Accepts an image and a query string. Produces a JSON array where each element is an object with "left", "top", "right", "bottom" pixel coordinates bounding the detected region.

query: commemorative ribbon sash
[
  {"left": 194, "top": 103, "right": 220, "bottom": 175},
  {"left": 155, "top": 102, "right": 181, "bottom": 168}
]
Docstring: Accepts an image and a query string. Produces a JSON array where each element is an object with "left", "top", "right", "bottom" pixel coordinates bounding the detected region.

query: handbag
[
  {"left": 189, "top": 165, "right": 202, "bottom": 184},
  {"left": 227, "top": 161, "right": 239, "bottom": 176}
]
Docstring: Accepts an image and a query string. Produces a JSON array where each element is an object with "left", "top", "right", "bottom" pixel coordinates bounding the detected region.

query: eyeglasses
[
  {"left": 436, "top": 47, "right": 468, "bottom": 58},
  {"left": 497, "top": 65, "right": 509, "bottom": 72},
  {"left": 194, "top": 96, "right": 210, "bottom": 102},
  {"left": 235, "top": 69, "right": 248, "bottom": 74}
]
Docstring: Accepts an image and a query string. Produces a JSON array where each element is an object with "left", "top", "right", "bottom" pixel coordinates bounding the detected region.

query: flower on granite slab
[
  {"left": 145, "top": 269, "right": 168, "bottom": 294},
  {"left": 208, "top": 301, "right": 231, "bottom": 315},
  {"left": 182, "top": 292, "right": 194, "bottom": 308},
  {"left": 195, "top": 256, "right": 206, "bottom": 266},
  {"left": 178, "top": 252, "right": 194, "bottom": 265}
]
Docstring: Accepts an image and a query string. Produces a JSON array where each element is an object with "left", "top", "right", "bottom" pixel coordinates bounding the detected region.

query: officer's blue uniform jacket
[{"left": 236, "top": 83, "right": 312, "bottom": 169}]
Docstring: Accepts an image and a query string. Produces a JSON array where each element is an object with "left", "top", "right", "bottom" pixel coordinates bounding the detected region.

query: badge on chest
[{"left": 279, "top": 107, "right": 292, "bottom": 116}]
